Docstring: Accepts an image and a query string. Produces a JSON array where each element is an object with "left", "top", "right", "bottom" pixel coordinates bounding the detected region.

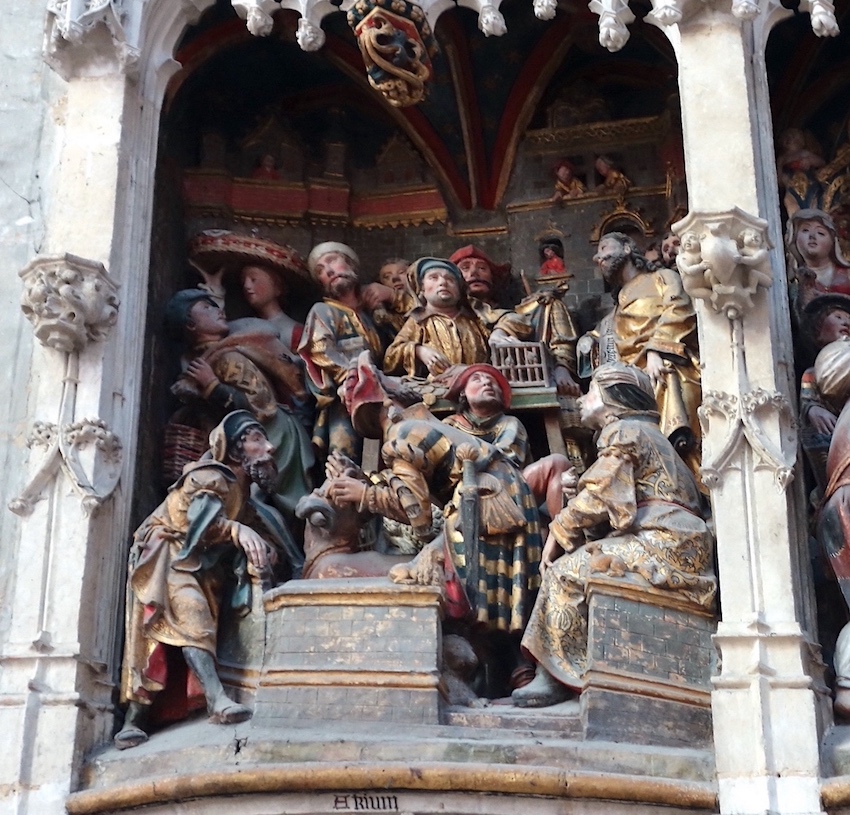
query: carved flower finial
[{"left": 588, "top": 0, "right": 635, "bottom": 52}]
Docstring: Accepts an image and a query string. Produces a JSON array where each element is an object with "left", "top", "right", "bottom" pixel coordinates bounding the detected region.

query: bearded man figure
[
  {"left": 116, "top": 411, "right": 294, "bottom": 749},
  {"left": 583, "top": 231, "right": 702, "bottom": 477},
  {"left": 299, "top": 242, "right": 385, "bottom": 463}
]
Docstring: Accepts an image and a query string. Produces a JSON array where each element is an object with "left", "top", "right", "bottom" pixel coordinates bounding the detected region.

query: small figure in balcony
[
  {"left": 513, "top": 363, "right": 715, "bottom": 707},
  {"left": 550, "top": 158, "right": 586, "bottom": 203}
]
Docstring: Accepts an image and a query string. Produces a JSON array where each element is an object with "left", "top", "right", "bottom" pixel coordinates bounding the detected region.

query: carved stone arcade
[{"left": 0, "top": 1, "right": 846, "bottom": 814}]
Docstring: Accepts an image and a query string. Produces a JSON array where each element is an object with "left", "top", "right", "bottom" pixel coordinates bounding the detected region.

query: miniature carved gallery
[{"left": 7, "top": 0, "right": 850, "bottom": 814}]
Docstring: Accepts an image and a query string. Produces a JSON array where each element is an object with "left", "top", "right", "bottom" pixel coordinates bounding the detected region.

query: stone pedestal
[
  {"left": 581, "top": 577, "right": 716, "bottom": 747},
  {"left": 254, "top": 578, "right": 444, "bottom": 725}
]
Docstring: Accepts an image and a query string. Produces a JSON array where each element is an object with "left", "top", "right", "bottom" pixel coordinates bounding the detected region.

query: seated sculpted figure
[
  {"left": 116, "top": 411, "right": 290, "bottom": 749},
  {"left": 513, "top": 363, "right": 716, "bottom": 707},
  {"left": 167, "top": 289, "right": 314, "bottom": 525},
  {"left": 384, "top": 257, "right": 518, "bottom": 378},
  {"left": 328, "top": 357, "right": 542, "bottom": 635}
]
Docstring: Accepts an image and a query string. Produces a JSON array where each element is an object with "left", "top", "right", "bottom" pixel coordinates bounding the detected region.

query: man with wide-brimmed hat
[
  {"left": 189, "top": 230, "right": 314, "bottom": 357},
  {"left": 116, "top": 411, "right": 295, "bottom": 749},
  {"left": 166, "top": 289, "right": 314, "bottom": 520},
  {"left": 298, "top": 241, "right": 385, "bottom": 463}
]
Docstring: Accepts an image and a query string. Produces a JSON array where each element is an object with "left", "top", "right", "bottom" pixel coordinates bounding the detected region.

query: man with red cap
[
  {"left": 328, "top": 359, "right": 541, "bottom": 637},
  {"left": 449, "top": 244, "right": 531, "bottom": 339}
]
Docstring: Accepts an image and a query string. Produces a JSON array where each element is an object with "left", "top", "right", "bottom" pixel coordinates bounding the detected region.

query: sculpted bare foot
[{"left": 209, "top": 693, "right": 252, "bottom": 725}]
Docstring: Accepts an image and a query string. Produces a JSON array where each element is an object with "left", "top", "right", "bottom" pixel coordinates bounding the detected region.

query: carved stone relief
[
  {"left": 673, "top": 208, "right": 773, "bottom": 321},
  {"left": 12, "top": 254, "right": 122, "bottom": 515},
  {"left": 671, "top": 210, "right": 796, "bottom": 492},
  {"left": 19, "top": 254, "right": 120, "bottom": 354}
]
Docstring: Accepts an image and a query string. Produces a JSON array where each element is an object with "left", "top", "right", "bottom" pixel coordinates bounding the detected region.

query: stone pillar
[
  {"left": 655, "top": 4, "right": 829, "bottom": 813},
  {"left": 0, "top": 3, "right": 209, "bottom": 813}
]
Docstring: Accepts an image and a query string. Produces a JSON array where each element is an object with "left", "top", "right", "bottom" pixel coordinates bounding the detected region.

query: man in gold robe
[
  {"left": 513, "top": 363, "right": 715, "bottom": 707},
  {"left": 383, "top": 257, "right": 521, "bottom": 378},
  {"left": 298, "top": 242, "right": 385, "bottom": 463},
  {"left": 116, "top": 411, "right": 291, "bottom": 748},
  {"left": 582, "top": 232, "right": 701, "bottom": 474}
]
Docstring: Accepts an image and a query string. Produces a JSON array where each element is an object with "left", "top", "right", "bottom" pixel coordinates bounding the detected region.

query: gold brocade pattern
[
  {"left": 384, "top": 309, "right": 491, "bottom": 376},
  {"left": 521, "top": 415, "right": 715, "bottom": 691}
]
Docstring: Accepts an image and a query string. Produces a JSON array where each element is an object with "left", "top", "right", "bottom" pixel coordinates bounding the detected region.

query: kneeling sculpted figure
[
  {"left": 513, "top": 362, "right": 716, "bottom": 707},
  {"left": 115, "top": 411, "right": 290, "bottom": 749}
]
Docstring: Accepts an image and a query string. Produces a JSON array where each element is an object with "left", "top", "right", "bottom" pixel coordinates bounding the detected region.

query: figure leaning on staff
[{"left": 116, "top": 411, "right": 291, "bottom": 749}]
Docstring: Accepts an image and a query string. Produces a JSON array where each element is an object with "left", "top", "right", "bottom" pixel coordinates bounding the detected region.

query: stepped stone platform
[{"left": 68, "top": 577, "right": 721, "bottom": 814}]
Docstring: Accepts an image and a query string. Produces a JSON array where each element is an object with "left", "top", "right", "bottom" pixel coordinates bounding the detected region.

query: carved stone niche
[
  {"left": 672, "top": 208, "right": 773, "bottom": 321},
  {"left": 19, "top": 254, "right": 120, "bottom": 354}
]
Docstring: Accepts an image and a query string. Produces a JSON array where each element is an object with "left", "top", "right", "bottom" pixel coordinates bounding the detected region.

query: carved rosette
[
  {"left": 19, "top": 254, "right": 120, "bottom": 354},
  {"left": 9, "top": 418, "right": 123, "bottom": 516},
  {"left": 672, "top": 208, "right": 773, "bottom": 321}
]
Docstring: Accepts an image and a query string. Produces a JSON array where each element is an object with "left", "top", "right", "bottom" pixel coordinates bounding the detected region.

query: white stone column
[
  {"left": 657, "top": 5, "right": 829, "bottom": 814},
  {"left": 0, "top": 2, "right": 210, "bottom": 813}
]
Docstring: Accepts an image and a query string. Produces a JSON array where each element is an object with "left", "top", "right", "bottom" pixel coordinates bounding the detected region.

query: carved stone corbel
[
  {"left": 45, "top": 0, "right": 140, "bottom": 78},
  {"left": 232, "top": 0, "right": 279, "bottom": 36},
  {"left": 19, "top": 254, "right": 120, "bottom": 354},
  {"left": 588, "top": 0, "right": 635, "bottom": 52},
  {"left": 9, "top": 418, "right": 123, "bottom": 517},
  {"left": 672, "top": 208, "right": 773, "bottom": 321},
  {"left": 799, "top": 0, "right": 840, "bottom": 36}
]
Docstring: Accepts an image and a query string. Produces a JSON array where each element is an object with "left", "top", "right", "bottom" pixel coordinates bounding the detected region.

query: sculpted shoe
[
  {"left": 209, "top": 695, "right": 253, "bottom": 725},
  {"left": 511, "top": 666, "right": 571, "bottom": 708},
  {"left": 114, "top": 725, "right": 148, "bottom": 750}
]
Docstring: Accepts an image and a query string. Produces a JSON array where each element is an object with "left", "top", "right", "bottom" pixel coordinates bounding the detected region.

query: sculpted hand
[
  {"left": 416, "top": 345, "right": 451, "bottom": 375},
  {"left": 235, "top": 525, "right": 274, "bottom": 570},
  {"left": 489, "top": 328, "right": 523, "bottom": 346},
  {"left": 361, "top": 283, "right": 395, "bottom": 311},
  {"left": 185, "top": 358, "right": 218, "bottom": 389},
  {"left": 326, "top": 450, "right": 363, "bottom": 480},
  {"left": 540, "top": 532, "right": 563, "bottom": 576},
  {"left": 327, "top": 476, "right": 367, "bottom": 507},
  {"left": 644, "top": 351, "right": 666, "bottom": 388},
  {"left": 809, "top": 405, "right": 838, "bottom": 435},
  {"left": 553, "top": 365, "right": 581, "bottom": 396}
]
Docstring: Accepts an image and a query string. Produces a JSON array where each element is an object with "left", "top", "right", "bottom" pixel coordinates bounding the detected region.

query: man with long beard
[
  {"left": 299, "top": 242, "right": 385, "bottom": 463},
  {"left": 583, "top": 232, "right": 702, "bottom": 476},
  {"left": 116, "top": 411, "right": 291, "bottom": 749}
]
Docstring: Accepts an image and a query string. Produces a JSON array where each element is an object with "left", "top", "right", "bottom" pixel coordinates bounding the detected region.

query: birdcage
[{"left": 490, "top": 342, "right": 550, "bottom": 389}]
